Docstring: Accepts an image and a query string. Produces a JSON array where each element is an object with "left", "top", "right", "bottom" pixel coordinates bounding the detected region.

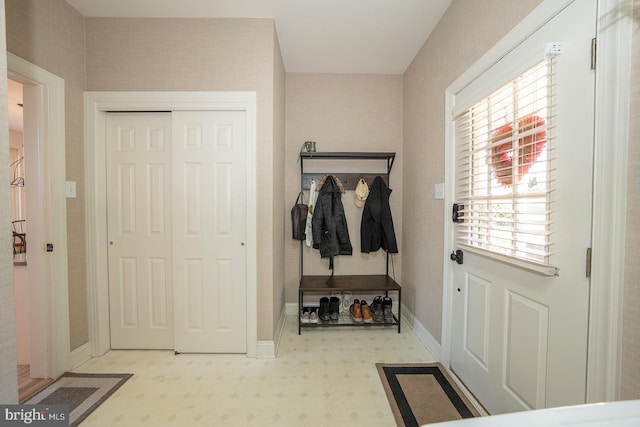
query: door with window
[{"left": 450, "top": 1, "right": 596, "bottom": 414}]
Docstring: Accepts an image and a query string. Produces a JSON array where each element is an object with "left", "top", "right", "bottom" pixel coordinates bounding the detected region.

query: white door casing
[
  {"left": 8, "top": 53, "right": 70, "bottom": 378},
  {"left": 172, "top": 111, "right": 247, "bottom": 353},
  {"left": 448, "top": 0, "right": 595, "bottom": 414},
  {"left": 85, "top": 92, "right": 257, "bottom": 357},
  {"left": 106, "top": 113, "right": 174, "bottom": 349}
]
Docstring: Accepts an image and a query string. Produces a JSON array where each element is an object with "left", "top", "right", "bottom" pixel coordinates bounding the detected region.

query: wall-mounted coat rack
[{"left": 299, "top": 152, "right": 395, "bottom": 191}]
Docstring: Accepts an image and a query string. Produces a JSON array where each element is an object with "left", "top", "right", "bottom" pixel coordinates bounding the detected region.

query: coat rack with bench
[{"left": 298, "top": 151, "right": 401, "bottom": 334}]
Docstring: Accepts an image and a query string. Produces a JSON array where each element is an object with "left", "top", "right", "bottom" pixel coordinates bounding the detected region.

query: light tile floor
[{"left": 75, "top": 315, "right": 436, "bottom": 426}]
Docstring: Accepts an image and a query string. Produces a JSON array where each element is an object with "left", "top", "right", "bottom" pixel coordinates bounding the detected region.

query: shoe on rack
[
  {"left": 319, "top": 297, "right": 331, "bottom": 322},
  {"left": 349, "top": 299, "right": 363, "bottom": 323},
  {"left": 360, "top": 300, "right": 373, "bottom": 324},
  {"left": 300, "top": 308, "right": 310, "bottom": 324},
  {"left": 341, "top": 291, "right": 352, "bottom": 314},
  {"left": 309, "top": 308, "right": 319, "bottom": 324},
  {"left": 331, "top": 292, "right": 342, "bottom": 315},
  {"left": 371, "top": 296, "right": 384, "bottom": 322},
  {"left": 383, "top": 297, "right": 393, "bottom": 323},
  {"left": 329, "top": 296, "right": 340, "bottom": 321}
]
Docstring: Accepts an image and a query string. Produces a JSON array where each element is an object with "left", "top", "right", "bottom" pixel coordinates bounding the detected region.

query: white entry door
[
  {"left": 172, "top": 111, "right": 247, "bottom": 353},
  {"left": 450, "top": 1, "right": 596, "bottom": 414},
  {"left": 106, "top": 113, "right": 174, "bottom": 349}
]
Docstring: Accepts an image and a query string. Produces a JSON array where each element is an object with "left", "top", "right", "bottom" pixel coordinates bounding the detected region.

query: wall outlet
[{"left": 65, "top": 181, "right": 77, "bottom": 198}]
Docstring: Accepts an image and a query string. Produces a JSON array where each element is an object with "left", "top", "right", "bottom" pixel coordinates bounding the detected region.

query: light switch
[
  {"left": 435, "top": 183, "right": 445, "bottom": 200},
  {"left": 65, "top": 181, "right": 77, "bottom": 198}
]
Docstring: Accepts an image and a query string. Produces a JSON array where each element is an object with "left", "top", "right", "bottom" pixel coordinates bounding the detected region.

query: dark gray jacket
[{"left": 312, "top": 175, "right": 352, "bottom": 265}]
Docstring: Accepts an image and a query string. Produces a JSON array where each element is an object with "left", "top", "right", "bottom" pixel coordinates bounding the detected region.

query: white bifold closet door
[{"left": 106, "top": 111, "right": 247, "bottom": 353}]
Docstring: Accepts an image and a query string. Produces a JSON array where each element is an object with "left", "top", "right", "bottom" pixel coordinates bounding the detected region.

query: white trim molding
[
  {"left": 69, "top": 342, "right": 91, "bottom": 370},
  {"left": 84, "top": 91, "right": 258, "bottom": 357},
  {"left": 400, "top": 303, "right": 442, "bottom": 362},
  {"left": 273, "top": 305, "right": 287, "bottom": 357},
  {"left": 8, "top": 53, "right": 70, "bottom": 379},
  {"left": 255, "top": 303, "right": 287, "bottom": 359},
  {"left": 442, "top": 0, "right": 632, "bottom": 404},
  {"left": 285, "top": 302, "right": 300, "bottom": 316},
  {"left": 586, "top": 0, "right": 633, "bottom": 403}
]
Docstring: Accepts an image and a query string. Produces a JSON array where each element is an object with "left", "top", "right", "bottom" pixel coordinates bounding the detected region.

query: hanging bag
[{"left": 291, "top": 191, "right": 308, "bottom": 240}]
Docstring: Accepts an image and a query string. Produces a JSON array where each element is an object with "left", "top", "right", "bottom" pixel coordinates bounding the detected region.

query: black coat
[
  {"left": 361, "top": 176, "right": 398, "bottom": 253},
  {"left": 312, "top": 175, "right": 353, "bottom": 261}
]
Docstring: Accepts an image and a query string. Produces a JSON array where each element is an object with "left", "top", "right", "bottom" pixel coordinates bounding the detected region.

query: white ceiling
[{"left": 64, "top": 0, "right": 453, "bottom": 74}]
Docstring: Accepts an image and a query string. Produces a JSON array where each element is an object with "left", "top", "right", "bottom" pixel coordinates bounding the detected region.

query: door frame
[
  {"left": 84, "top": 91, "right": 258, "bottom": 357},
  {"left": 442, "top": 0, "right": 632, "bottom": 403},
  {"left": 7, "top": 53, "right": 71, "bottom": 379}
]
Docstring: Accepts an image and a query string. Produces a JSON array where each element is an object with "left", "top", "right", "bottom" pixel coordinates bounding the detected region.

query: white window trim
[{"left": 442, "top": 0, "right": 632, "bottom": 403}]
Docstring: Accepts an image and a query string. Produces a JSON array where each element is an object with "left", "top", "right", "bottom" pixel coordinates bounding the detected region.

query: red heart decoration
[{"left": 488, "top": 114, "right": 547, "bottom": 186}]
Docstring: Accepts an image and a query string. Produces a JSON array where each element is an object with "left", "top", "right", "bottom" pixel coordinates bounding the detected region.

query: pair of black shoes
[
  {"left": 319, "top": 296, "right": 340, "bottom": 321},
  {"left": 371, "top": 296, "right": 393, "bottom": 323}
]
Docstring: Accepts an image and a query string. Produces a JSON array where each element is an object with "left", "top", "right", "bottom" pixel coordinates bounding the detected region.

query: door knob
[{"left": 450, "top": 249, "right": 463, "bottom": 265}]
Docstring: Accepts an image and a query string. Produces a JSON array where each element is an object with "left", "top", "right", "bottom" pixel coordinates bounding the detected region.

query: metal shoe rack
[{"left": 298, "top": 152, "right": 401, "bottom": 334}]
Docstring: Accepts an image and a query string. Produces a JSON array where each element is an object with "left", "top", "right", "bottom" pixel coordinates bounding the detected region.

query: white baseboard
[
  {"left": 400, "top": 303, "right": 442, "bottom": 362},
  {"left": 285, "top": 302, "right": 299, "bottom": 316},
  {"left": 399, "top": 305, "right": 486, "bottom": 414},
  {"left": 273, "top": 304, "right": 287, "bottom": 357},
  {"left": 255, "top": 341, "right": 275, "bottom": 358},
  {"left": 69, "top": 342, "right": 92, "bottom": 370},
  {"left": 255, "top": 304, "right": 287, "bottom": 359}
]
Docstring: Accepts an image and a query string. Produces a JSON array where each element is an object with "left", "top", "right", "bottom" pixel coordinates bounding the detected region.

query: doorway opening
[
  {"left": 7, "top": 78, "right": 51, "bottom": 402},
  {"left": 8, "top": 53, "right": 71, "bottom": 390}
]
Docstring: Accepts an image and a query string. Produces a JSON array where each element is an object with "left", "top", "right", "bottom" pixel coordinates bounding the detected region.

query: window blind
[{"left": 454, "top": 60, "right": 558, "bottom": 275}]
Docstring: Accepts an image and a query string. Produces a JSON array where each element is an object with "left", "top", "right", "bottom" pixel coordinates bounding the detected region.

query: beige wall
[
  {"left": 284, "top": 73, "right": 403, "bottom": 303},
  {"left": 621, "top": 0, "right": 640, "bottom": 400},
  {"left": 85, "top": 17, "right": 281, "bottom": 341},
  {"left": 272, "top": 33, "right": 286, "bottom": 330},
  {"left": 5, "top": 0, "right": 87, "bottom": 350},
  {"left": 402, "top": 0, "right": 543, "bottom": 343},
  {"left": 0, "top": 0, "right": 18, "bottom": 403}
]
